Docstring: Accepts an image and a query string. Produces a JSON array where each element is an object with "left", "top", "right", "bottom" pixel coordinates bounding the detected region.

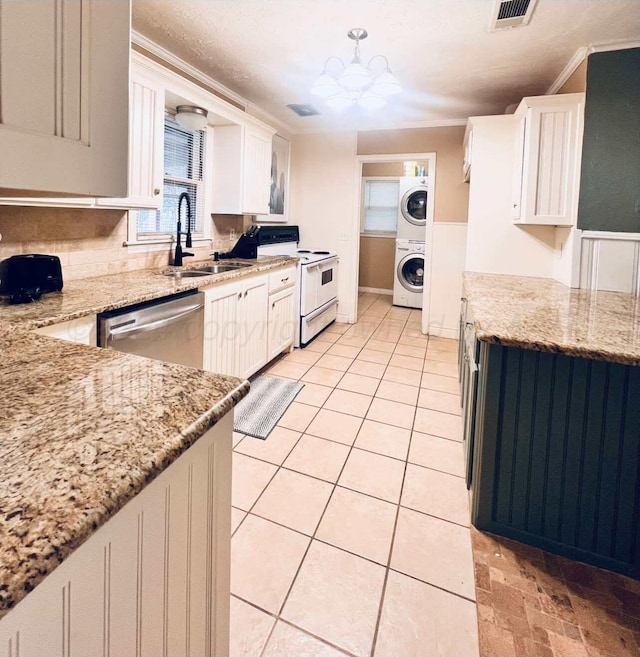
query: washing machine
[
  {"left": 393, "top": 239, "right": 425, "bottom": 309},
  {"left": 397, "top": 177, "right": 431, "bottom": 240}
]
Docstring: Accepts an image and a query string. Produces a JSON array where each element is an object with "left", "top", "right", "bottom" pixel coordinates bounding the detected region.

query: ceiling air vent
[
  {"left": 287, "top": 103, "right": 320, "bottom": 117},
  {"left": 489, "top": 0, "right": 538, "bottom": 30}
]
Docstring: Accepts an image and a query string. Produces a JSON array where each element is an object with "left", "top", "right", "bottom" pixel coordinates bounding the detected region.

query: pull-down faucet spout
[{"left": 174, "top": 192, "right": 194, "bottom": 266}]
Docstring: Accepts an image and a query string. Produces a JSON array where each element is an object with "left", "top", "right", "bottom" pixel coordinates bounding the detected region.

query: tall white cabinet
[
  {"left": 512, "top": 93, "right": 584, "bottom": 226},
  {"left": 212, "top": 125, "right": 274, "bottom": 216},
  {"left": 0, "top": 0, "right": 130, "bottom": 197},
  {"left": 96, "top": 64, "right": 165, "bottom": 209}
]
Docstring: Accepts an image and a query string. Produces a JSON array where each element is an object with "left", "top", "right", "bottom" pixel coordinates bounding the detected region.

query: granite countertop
[
  {"left": 0, "top": 256, "right": 295, "bottom": 619},
  {"left": 463, "top": 272, "right": 640, "bottom": 366},
  {"left": 0, "top": 255, "right": 297, "bottom": 330}
]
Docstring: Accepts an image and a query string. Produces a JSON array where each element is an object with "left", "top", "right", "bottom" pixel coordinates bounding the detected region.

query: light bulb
[
  {"left": 325, "top": 92, "right": 353, "bottom": 111},
  {"left": 340, "top": 59, "right": 372, "bottom": 90},
  {"left": 358, "top": 90, "right": 386, "bottom": 110},
  {"left": 370, "top": 69, "right": 402, "bottom": 97},
  {"left": 311, "top": 72, "right": 340, "bottom": 98}
]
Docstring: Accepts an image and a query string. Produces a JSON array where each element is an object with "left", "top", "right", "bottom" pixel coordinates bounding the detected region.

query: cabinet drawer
[{"left": 269, "top": 266, "right": 296, "bottom": 293}]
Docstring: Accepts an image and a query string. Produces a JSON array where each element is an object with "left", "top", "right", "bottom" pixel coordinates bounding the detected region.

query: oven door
[{"left": 301, "top": 256, "right": 339, "bottom": 316}]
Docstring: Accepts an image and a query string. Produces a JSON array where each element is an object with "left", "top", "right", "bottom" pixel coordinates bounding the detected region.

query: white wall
[
  {"left": 289, "top": 131, "right": 358, "bottom": 322},
  {"left": 428, "top": 223, "right": 468, "bottom": 339},
  {"left": 465, "top": 115, "right": 557, "bottom": 278}
]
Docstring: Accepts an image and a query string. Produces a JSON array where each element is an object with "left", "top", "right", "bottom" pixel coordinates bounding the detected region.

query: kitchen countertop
[
  {"left": 463, "top": 272, "right": 640, "bottom": 366},
  {"left": 0, "top": 256, "right": 295, "bottom": 619},
  {"left": 0, "top": 256, "right": 297, "bottom": 330}
]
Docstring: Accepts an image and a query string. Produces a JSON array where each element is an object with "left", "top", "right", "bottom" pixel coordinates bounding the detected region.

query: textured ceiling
[{"left": 132, "top": 0, "right": 640, "bottom": 132}]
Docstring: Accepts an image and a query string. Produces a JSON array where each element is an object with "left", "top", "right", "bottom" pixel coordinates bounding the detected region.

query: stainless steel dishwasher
[{"left": 98, "top": 289, "right": 205, "bottom": 369}]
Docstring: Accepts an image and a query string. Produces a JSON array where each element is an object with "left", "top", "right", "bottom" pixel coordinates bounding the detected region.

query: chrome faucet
[{"left": 174, "top": 192, "right": 194, "bottom": 266}]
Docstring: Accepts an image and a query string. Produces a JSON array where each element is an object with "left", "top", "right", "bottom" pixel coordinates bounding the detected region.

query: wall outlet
[
  {"left": 339, "top": 232, "right": 349, "bottom": 241},
  {"left": 229, "top": 229, "right": 236, "bottom": 240}
]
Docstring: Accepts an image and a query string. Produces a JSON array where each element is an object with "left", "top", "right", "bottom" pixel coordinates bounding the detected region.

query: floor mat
[{"left": 233, "top": 375, "right": 304, "bottom": 440}]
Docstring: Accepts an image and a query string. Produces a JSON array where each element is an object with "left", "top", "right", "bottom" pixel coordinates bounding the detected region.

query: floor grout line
[{"left": 233, "top": 295, "right": 469, "bottom": 656}]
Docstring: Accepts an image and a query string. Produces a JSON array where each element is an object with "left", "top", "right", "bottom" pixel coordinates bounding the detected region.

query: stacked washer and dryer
[{"left": 393, "top": 177, "right": 433, "bottom": 309}]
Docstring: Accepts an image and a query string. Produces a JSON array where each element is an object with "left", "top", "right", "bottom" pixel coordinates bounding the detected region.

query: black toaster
[{"left": 0, "top": 254, "right": 64, "bottom": 304}]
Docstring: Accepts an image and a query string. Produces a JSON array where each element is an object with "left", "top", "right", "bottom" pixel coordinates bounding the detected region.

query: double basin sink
[{"left": 162, "top": 263, "right": 252, "bottom": 279}]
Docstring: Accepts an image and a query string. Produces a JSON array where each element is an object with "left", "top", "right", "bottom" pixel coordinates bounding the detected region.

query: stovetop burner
[
  {"left": 312, "top": 250, "right": 330, "bottom": 255},
  {"left": 297, "top": 249, "right": 311, "bottom": 253}
]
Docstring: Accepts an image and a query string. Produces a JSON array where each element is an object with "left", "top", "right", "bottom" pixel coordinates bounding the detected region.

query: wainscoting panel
[{"left": 579, "top": 231, "right": 640, "bottom": 295}]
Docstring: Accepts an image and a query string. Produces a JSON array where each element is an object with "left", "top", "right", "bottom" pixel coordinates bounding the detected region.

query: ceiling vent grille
[
  {"left": 287, "top": 103, "right": 320, "bottom": 117},
  {"left": 489, "top": 0, "right": 537, "bottom": 30}
]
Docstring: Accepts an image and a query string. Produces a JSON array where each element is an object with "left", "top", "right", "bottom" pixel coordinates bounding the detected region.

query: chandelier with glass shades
[{"left": 311, "top": 28, "right": 401, "bottom": 111}]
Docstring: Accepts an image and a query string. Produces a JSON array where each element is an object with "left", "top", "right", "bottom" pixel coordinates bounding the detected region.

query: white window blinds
[
  {"left": 362, "top": 179, "right": 399, "bottom": 234},
  {"left": 137, "top": 114, "right": 206, "bottom": 237}
]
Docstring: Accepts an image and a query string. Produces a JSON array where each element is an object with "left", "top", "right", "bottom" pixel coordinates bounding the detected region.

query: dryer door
[
  {"left": 400, "top": 185, "right": 428, "bottom": 226},
  {"left": 397, "top": 253, "right": 425, "bottom": 292}
]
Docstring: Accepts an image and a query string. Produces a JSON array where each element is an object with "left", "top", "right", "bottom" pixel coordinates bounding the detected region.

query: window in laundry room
[{"left": 361, "top": 178, "right": 400, "bottom": 235}]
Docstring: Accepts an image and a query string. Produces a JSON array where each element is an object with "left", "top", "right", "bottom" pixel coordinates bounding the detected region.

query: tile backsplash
[{"left": 0, "top": 207, "right": 246, "bottom": 281}]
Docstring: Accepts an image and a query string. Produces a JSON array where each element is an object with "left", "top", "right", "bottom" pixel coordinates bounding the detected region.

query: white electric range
[{"left": 255, "top": 227, "right": 338, "bottom": 346}]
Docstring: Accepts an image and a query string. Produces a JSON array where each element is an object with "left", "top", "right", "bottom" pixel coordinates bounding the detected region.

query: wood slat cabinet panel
[
  {"left": 471, "top": 342, "right": 640, "bottom": 578},
  {"left": 0, "top": 0, "right": 130, "bottom": 198},
  {"left": 512, "top": 93, "right": 584, "bottom": 226},
  {"left": 0, "top": 415, "right": 233, "bottom": 657}
]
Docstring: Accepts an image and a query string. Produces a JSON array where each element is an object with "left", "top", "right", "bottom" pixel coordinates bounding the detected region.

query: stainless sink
[
  {"left": 162, "top": 263, "right": 253, "bottom": 279},
  {"left": 162, "top": 270, "right": 212, "bottom": 279},
  {"left": 193, "top": 264, "right": 253, "bottom": 274}
]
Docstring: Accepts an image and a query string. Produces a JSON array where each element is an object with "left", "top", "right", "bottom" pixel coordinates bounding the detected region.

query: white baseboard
[
  {"left": 358, "top": 287, "right": 393, "bottom": 295},
  {"left": 428, "top": 325, "right": 459, "bottom": 339},
  {"left": 336, "top": 312, "right": 351, "bottom": 324}
]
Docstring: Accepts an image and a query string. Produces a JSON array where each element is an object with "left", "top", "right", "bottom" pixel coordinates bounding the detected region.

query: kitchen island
[
  {"left": 0, "top": 256, "right": 294, "bottom": 656},
  {"left": 462, "top": 272, "right": 640, "bottom": 579}
]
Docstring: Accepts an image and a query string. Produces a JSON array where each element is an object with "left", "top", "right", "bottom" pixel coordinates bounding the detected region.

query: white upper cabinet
[
  {"left": 96, "top": 64, "right": 165, "bottom": 209},
  {"left": 512, "top": 93, "right": 585, "bottom": 226},
  {"left": 212, "top": 124, "right": 274, "bottom": 215},
  {"left": 0, "top": 0, "right": 130, "bottom": 197}
]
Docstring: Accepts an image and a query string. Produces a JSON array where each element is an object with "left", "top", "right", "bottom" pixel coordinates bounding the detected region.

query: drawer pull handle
[
  {"left": 244, "top": 291, "right": 248, "bottom": 297},
  {"left": 154, "top": 188, "right": 161, "bottom": 196},
  {"left": 237, "top": 293, "right": 242, "bottom": 299},
  {"left": 281, "top": 277, "right": 289, "bottom": 283}
]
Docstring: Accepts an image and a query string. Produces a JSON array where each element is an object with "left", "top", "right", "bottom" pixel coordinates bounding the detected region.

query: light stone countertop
[
  {"left": 463, "top": 272, "right": 640, "bottom": 366},
  {"left": 0, "top": 256, "right": 296, "bottom": 618}
]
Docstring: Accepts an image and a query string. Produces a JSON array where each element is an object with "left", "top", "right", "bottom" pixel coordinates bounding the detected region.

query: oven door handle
[
  {"left": 305, "top": 298, "right": 338, "bottom": 322},
  {"left": 108, "top": 303, "right": 204, "bottom": 339}
]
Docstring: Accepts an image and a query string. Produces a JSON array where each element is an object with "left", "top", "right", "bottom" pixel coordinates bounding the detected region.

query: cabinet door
[
  {"left": 96, "top": 68, "right": 164, "bottom": 209},
  {"left": 0, "top": 0, "right": 130, "bottom": 197},
  {"left": 242, "top": 128, "right": 271, "bottom": 215},
  {"left": 203, "top": 282, "right": 242, "bottom": 377},
  {"left": 268, "top": 287, "right": 296, "bottom": 361},
  {"left": 239, "top": 275, "right": 269, "bottom": 378},
  {"left": 514, "top": 95, "right": 583, "bottom": 226}
]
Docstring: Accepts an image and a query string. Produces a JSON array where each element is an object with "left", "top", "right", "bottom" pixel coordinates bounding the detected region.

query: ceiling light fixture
[
  {"left": 175, "top": 105, "right": 208, "bottom": 131},
  {"left": 311, "top": 28, "right": 401, "bottom": 112}
]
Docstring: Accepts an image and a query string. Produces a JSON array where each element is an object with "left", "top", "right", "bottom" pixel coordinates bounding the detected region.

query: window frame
[
  {"left": 127, "top": 117, "right": 213, "bottom": 249},
  {"left": 360, "top": 176, "right": 401, "bottom": 238}
]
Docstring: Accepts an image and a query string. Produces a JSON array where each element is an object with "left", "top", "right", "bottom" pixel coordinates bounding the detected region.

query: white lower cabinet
[
  {"left": 203, "top": 270, "right": 295, "bottom": 379},
  {"left": 238, "top": 275, "right": 269, "bottom": 379},
  {"left": 0, "top": 414, "right": 233, "bottom": 657},
  {"left": 268, "top": 286, "right": 296, "bottom": 361},
  {"left": 203, "top": 274, "right": 269, "bottom": 379}
]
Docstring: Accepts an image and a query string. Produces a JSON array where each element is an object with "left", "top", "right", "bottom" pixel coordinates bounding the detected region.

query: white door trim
[{"left": 351, "top": 152, "right": 437, "bottom": 333}]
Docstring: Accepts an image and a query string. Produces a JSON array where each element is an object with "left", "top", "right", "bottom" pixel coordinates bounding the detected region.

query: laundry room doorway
[{"left": 352, "top": 153, "right": 436, "bottom": 334}]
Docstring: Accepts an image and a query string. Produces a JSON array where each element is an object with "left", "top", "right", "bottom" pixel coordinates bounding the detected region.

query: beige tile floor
[{"left": 230, "top": 292, "right": 479, "bottom": 657}]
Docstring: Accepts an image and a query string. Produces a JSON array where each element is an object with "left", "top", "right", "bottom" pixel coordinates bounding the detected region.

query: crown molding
[
  {"left": 546, "top": 47, "right": 588, "bottom": 95},
  {"left": 131, "top": 30, "right": 296, "bottom": 136},
  {"left": 546, "top": 39, "right": 640, "bottom": 95},
  {"left": 293, "top": 117, "right": 467, "bottom": 135}
]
